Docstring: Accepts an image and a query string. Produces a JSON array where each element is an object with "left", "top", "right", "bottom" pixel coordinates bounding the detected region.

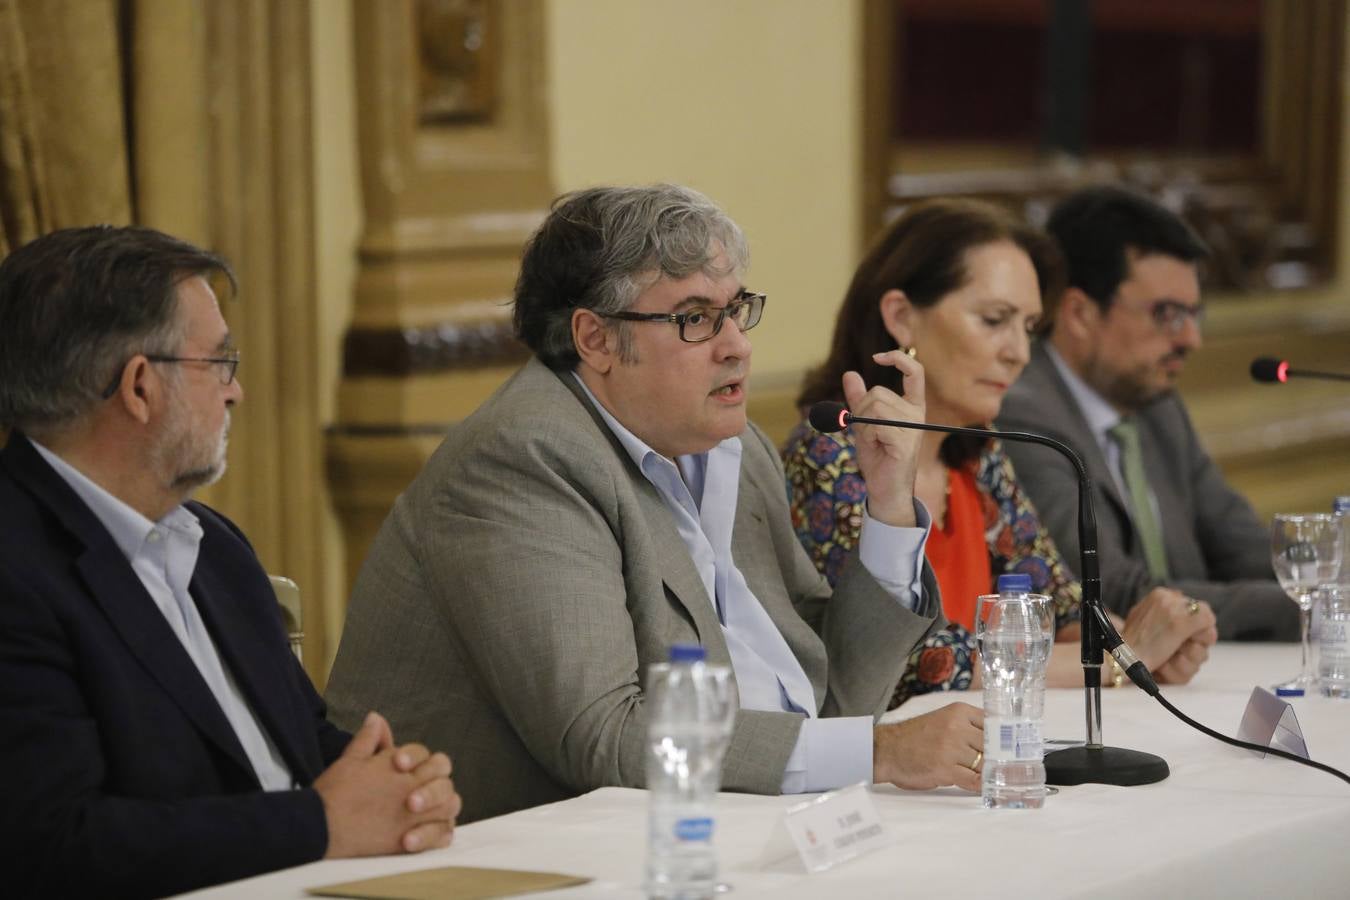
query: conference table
[{"left": 177, "top": 645, "right": 1350, "bottom": 899}]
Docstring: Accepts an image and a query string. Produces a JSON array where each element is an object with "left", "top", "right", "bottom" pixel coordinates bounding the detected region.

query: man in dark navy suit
[{"left": 0, "top": 226, "right": 461, "bottom": 898}]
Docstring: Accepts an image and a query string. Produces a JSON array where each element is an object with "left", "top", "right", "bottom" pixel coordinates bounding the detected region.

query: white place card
[
  {"left": 1237, "top": 686, "right": 1309, "bottom": 759},
  {"left": 782, "top": 782, "right": 889, "bottom": 874}
]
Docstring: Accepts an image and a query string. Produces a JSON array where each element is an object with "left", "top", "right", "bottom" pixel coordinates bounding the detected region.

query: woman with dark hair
[{"left": 785, "top": 198, "right": 1216, "bottom": 707}]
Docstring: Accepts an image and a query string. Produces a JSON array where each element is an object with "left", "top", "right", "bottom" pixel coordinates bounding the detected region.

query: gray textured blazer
[
  {"left": 326, "top": 358, "right": 941, "bottom": 822},
  {"left": 996, "top": 341, "right": 1297, "bottom": 641}
]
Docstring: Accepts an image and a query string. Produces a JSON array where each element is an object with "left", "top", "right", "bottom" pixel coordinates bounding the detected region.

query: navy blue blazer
[{"left": 0, "top": 433, "right": 351, "bottom": 898}]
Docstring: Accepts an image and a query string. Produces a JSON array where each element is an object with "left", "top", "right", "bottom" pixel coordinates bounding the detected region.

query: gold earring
[{"left": 902, "top": 345, "right": 917, "bottom": 358}]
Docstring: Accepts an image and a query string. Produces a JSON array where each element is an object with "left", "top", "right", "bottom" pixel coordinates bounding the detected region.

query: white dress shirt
[{"left": 33, "top": 441, "right": 295, "bottom": 791}]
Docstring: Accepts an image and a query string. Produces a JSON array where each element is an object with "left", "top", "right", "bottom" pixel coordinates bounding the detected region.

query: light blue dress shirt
[
  {"left": 33, "top": 441, "right": 295, "bottom": 792},
  {"left": 573, "top": 375, "right": 932, "bottom": 792}
]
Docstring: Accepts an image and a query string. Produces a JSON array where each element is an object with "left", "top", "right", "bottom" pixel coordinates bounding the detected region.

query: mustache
[{"left": 716, "top": 366, "right": 748, "bottom": 384}]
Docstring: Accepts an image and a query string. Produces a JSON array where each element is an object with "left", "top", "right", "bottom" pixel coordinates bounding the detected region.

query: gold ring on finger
[
  {"left": 1186, "top": 598, "right": 1201, "bottom": 615},
  {"left": 970, "top": 750, "right": 983, "bottom": 771}
]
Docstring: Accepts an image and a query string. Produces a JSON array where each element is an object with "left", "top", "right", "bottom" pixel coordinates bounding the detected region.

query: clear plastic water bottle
[
  {"left": 1319, "top": 496, "right": 1350, "bottom": 641},
  {"left": 1320, "top": 586, "right": 1350, "bottom": 699},
  {"left": 645, "top": 645, "right": 735, "bottom": 900},
  {"left": 977, "top": 574, "right": 1054, "bottom": 809}
]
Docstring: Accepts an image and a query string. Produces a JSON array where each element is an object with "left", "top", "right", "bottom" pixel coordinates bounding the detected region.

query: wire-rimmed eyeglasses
[
  {"left": 597, "top": 291, "right": 766, "bottom": 343},
  {"left": 1146, "top": 300, "right": 1204, "bottom": 336},
  {"left": 100, "top": 350, "right": 242, "bottom": 398}
]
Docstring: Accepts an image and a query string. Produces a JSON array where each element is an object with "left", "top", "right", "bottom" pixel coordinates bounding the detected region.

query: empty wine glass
[{"left": 1271, "top": 513, "right": 1342, "bottom": 694}]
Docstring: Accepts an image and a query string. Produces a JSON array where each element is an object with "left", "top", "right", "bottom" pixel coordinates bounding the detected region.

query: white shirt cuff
[
  {"left": 858, "top": 498, "right": 932, "bottom": 612},
  {"left": 780, "top": 716, "right": 874, "bottom": 794}
]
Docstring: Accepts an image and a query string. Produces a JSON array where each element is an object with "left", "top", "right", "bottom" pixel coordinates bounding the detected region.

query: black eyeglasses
[
  {"left": 147, "top": 352, "right": 241, "bottom": 384},
  {"left": 100, "top": 350, "right": 242, "bottom": 398},
  {"left": 1147, "top": 300, "right": 1204, "bottom": 336},
  {"left": 597, "top": 291, "right": 766, "bottom": 343}
]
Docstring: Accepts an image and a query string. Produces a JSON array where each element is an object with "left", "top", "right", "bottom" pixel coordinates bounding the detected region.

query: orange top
[{"left": 924, "top": 468, "right": 992, "bottom": 631}]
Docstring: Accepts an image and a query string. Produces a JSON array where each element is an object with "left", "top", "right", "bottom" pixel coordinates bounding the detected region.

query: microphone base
[{"left": 1044, "top": 745, "right": 1169, "bottom": 786}]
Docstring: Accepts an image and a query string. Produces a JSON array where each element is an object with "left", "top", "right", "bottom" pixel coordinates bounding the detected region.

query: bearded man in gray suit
[
  {"left": 327, "top": 184, "right": 986, "bottom": 823},
  {"left": 997, "top": 186, "right": 1297, "bottom": 642}
]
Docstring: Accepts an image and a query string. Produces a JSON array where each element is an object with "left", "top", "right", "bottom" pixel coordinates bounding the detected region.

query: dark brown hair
[
  {"left": 797, "top": 198, "right": 1063, "bottom": 467},
  {"left": 0, "top": 225, "right": 234, "bottom": 431},
  {"left": 1047, "top": 184, "right": 1208, "bottom": 315}
]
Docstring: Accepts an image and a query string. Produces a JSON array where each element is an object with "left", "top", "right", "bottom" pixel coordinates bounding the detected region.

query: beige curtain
[
  {"left": 0, "top": 0, "right": 131, "bottom": 255},
  {"left": 0, "top": 0, "right": 331, "bottom": 683}
]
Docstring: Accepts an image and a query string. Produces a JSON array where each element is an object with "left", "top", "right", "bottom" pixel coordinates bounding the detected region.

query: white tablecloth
[{"left": 175, "top": 645, "right": 1350, "bottom": 899}]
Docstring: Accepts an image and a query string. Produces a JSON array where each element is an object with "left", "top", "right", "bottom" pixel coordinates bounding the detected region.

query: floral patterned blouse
[{"left": 782, "top": 421, "right": 1081, "bottom": 708}]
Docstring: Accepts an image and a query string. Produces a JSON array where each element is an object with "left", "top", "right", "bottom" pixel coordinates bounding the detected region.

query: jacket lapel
[
  {"left": 72, "top": 545, "right": 257, "bottom": 781},
  {"left": 1031, "top": 343, "right": 1132, "bottom": 522},
  {"left": 732, "top": 459, "right": 827, "bottom": 707},
  {"left": 0, "top": 434, "right": 263, "bottom": 782},
  {"left": 633, "top": 484, "right": 728, "bottom": 649},
  {"left": 188, "top": 547, "right": 316, "bottom": 782},
  {"left": 554, "top": 367, "right": 727, "bottom": 650}
]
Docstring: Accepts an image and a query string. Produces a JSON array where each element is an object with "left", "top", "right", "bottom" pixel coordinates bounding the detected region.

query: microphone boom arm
[
  {"left": 841, "top": 411, "right": 1159, "bottom": 749},
  {"left": 818, "top": 401, "right": 1350, "bottom": 787}
]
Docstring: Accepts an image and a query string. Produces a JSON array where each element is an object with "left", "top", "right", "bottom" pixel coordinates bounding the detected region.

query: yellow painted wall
[
  {"left": 306, "top": 0, "right": 1350, "bottom": 429},
  {"left": 312, "top": 0, "right": 866, "bottom": 408},
  {"left": 544, "top": 0, "right": 863, "bottom": 393}
]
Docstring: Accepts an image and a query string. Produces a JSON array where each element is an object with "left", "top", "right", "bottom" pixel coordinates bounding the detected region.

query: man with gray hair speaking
[
  {"left": 327, "top": 184, "right": 984, "bottom": 823},
  {"left": 0, "top": 226, "right": 460, "bottom": 899}
]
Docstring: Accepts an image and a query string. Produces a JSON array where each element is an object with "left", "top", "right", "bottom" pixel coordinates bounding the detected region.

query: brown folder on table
[{"left": 307, "top": 864, "right": 590, "bottom": 900}]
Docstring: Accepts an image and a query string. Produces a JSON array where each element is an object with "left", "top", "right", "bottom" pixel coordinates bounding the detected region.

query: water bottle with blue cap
[
  {"left": 977, "top": 573, "right": 1055, "bottom": 809},
  {"left": 645, "top": 644, "right": 736, "bottom": 898}
]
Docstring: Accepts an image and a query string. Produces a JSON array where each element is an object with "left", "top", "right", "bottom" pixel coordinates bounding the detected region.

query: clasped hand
[
  {"left": 314, "top": 711, "right": 462, "bottom": 858},
  {"left": 1120, "top": 588, "right": 1218, "bottom": 684}
]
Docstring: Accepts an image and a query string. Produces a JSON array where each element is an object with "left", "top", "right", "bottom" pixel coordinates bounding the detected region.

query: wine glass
[{"left": 1271, "top": 513, "right": 1342, "bottom": 694}]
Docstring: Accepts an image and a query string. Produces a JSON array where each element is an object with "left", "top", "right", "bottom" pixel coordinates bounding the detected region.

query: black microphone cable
[
  {"left": 1151, "top": 692, "right": 1350, "bottom": 786},
  {"left": 813, "top": 400, "right": 1350, "bottom": 789},
  {"left": 1086, "top": 603, "right": 1350, "bottom": 786}
]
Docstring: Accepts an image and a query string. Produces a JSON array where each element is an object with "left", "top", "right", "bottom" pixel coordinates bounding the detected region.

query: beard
[
  {"left": 1083, "top": 352, "right": 1180, "bottom": 413},
  {"left": 155, "top": 390, "right": 229, "bottom": 494}
]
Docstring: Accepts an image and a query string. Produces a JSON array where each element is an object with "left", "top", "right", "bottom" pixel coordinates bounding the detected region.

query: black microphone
[
  {"left": 810, "top": 400, "right": 1167, "bottom": 786},
  {"left": 812, "top": 401, "right": 1350, "bottom": 789},
  {"left": 1251, "top": 356, "right": 1350, "bottom": 384}
]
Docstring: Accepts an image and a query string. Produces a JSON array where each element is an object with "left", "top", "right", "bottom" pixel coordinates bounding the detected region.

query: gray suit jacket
[
  {"left": 326, "top": 358, "right": 941, "bottom": 822},
  {"left": 995, "top": 341, "right": 1297, "bottom": 641}
]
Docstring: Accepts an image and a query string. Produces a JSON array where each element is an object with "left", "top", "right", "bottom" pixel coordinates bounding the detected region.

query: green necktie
[{"left": 1108, "top": 418, "right": 1170, "bottom": 580}]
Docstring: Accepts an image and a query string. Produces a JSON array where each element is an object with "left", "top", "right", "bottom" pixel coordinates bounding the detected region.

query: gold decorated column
[{"left": 328, "top": 0, "right": 554, "bottom": 637}]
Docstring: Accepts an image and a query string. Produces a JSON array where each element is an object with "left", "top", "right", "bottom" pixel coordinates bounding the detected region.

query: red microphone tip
[{"left": 1277, "top": 361, "right": 1289, "bottom": 383}]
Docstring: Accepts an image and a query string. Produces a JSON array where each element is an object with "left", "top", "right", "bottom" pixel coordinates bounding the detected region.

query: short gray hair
[
  {"left": 513, "top": 184, "right": 749, "bottom": 368},
  {"left": 0, "top": 225, "right": 233, "bottom": 433}
]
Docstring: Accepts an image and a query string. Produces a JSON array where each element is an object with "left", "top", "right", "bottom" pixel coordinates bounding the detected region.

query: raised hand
[{"left": 841, "top": 350, "right": 927, "bottom": 527}]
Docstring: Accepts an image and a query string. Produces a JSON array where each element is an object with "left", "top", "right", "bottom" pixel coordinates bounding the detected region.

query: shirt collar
[
  {"left": 1045, "top": 343, "right": 1122, "bottom": 449},
  {"left": 570, "top": 372, "right": 738, "bottom": 506},
  {"left": 31, "top": 439, "right": 200, "bottom": 562}
]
